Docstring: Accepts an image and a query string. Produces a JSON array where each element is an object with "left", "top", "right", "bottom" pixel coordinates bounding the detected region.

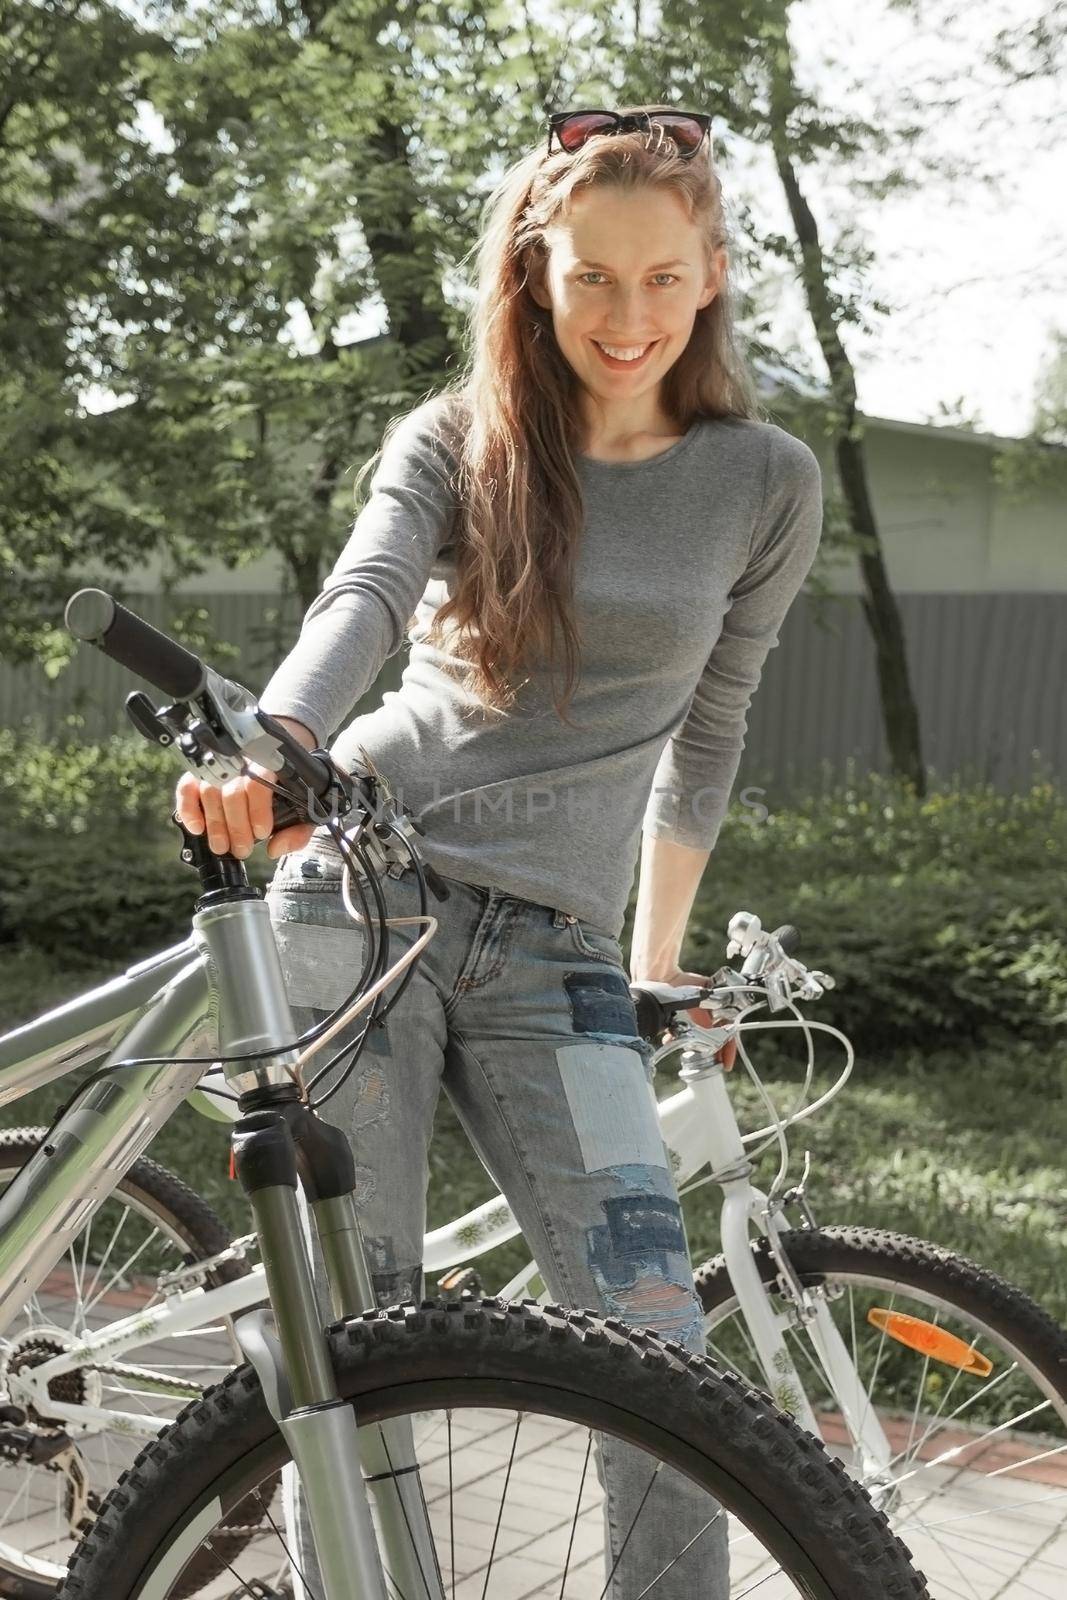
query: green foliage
[
  {"left": 3, "top": 728, "right": 1064, "bottom": 1058},
  {"left": 4, "top": 0, "right": 597, "bottom": 657},
  {"left": 2, "top": 958, "right": 1064, "bottom": 1327},
  {"left": 1, "top": 750, "right": 1063, "bottom": 1335},
  {"left": 644, "top": 766, "right": 1067, "bottom": 1056},
  {"left": 680, "top": 1036, "right": 1067, "bottom": 1329},
  {"left": 0, "top": 727, "right": 270, "bottom": 960},
  {"left": 0, "top": 724, "right": 176, "bottom": 831}
]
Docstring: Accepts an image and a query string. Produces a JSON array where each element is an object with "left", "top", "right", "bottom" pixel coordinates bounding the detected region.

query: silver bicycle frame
[
  {"left": 0, "top": 918, "right": 895, "bottom": 1578},
  {"left": 0, "top": 900, "right": 442, "bottom": 1600}
]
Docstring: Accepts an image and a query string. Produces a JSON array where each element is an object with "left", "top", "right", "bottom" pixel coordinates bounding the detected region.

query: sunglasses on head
[{"left": 547, "top": 109, "right": 712, "bottom": 160}]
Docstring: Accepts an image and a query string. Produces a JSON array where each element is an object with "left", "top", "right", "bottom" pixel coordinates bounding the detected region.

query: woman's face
[{"left": 529, "top": 185, "right": 725, "bottom": 415}]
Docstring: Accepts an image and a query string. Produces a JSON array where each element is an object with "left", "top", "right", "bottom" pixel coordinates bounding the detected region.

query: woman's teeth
[{"left": 595, "top": 342, "right": 652, "bottom": 361}]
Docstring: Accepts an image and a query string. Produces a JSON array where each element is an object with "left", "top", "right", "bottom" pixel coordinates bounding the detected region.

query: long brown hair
[{"left": 370, "top": 106, "right": 762, "bottom": 726}]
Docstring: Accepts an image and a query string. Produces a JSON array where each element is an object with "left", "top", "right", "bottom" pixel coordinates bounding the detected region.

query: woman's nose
[{"left": 605, "top": 285, "right": 651, "bottom": 330}]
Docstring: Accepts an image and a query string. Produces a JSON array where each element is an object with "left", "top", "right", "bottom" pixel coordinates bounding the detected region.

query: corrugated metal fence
[{"left": 1, "top": 591, "right": 1063, "bottom": 793}]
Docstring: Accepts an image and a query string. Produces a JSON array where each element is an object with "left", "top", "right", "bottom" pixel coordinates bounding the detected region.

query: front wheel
[
  {"left": 60, "top": 1297, "right": 928, "bottom": 1600},
  {"left": 696, "top": 1225, "right": 1067, "bottom": 1600}
]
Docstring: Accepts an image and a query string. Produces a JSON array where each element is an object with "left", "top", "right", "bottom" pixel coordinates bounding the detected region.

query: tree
[
  {"left": 1031, "top": 331, "right": 1067, "bottom": 445},
  {"left": 1, "top": 0, "right": 588, "bottom": 672},
  {"left": 0, "top": 0, "right": 187, "bottom": 666},
  {"left": 8, "top": 0, "right": 1048, "bottom": 778}
]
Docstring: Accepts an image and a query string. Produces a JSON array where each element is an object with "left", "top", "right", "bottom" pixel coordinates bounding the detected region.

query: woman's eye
[{"left": 578, "top": 272, "right": 677, "bottom": 287}]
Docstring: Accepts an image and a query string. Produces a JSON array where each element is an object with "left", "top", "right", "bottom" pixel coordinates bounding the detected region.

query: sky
[
  {"left": 776, "top": 0, "right": 1063, "bottom": 437},
  {"left": 102, "top": 0, "right": 1064, "bottom": 441}
]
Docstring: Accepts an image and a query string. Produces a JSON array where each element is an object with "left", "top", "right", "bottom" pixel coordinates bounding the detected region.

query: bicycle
[{"left": 0, "top": 589, "right": 933, "bottom": 1600}]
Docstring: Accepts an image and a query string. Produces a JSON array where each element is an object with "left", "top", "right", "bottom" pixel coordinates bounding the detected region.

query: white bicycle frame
[{"left": 3, "top": 946, "right": 894, "bottom": 1484}]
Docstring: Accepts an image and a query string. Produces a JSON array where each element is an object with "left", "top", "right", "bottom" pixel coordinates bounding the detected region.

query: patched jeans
[{"left": 266, "top": 844, "right": 728, "bottom": 1599}]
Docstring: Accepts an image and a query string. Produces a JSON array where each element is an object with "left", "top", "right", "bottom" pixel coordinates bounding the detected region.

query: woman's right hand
[{"left": 174, "top": 716, "right": 319, "bottom": 862}]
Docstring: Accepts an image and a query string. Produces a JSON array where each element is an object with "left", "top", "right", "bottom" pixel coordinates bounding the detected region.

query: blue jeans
[{"left": 267, "top": 843, "right": 729, "bottom": 1597}]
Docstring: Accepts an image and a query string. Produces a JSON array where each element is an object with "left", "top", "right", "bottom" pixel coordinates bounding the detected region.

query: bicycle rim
[{"left": 700, "top": 1238, "right": 1067, "bottom": 1600}]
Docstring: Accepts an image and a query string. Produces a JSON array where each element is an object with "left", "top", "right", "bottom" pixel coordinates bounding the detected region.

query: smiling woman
[{"left": 179, "top": 101, "right": 823, "bottom": 1600}]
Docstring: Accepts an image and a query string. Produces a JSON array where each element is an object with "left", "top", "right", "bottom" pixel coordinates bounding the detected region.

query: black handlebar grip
[
  {"left": 65, "top": 589, "right": 206, "bottom": 702},
  {"left": 774, "top": 924, "right": 801, "bottom": 955},
  {"left": 630, "top": 987, "right": 669, "bottom": 1044}
]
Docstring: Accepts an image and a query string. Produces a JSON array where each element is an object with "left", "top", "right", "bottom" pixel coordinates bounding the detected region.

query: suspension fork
[
  {"left": 680, "top": 1049, "right": 894, "bottom": 1476},
  {"left": 199, "top": 890, "right": 444, "bottom": 1600},
  {"left": 232, "top": 1098, "right": 446, "bottom": 1600},
  {"left": 294, "top": 1101, "right": 445, "bottom": 1597},
  {"left": 758, "top": 1199, "right": 894, "bottom": 1481},
  {"left": 679, "top": 1052, "right": 821, "bottom": 1433}
]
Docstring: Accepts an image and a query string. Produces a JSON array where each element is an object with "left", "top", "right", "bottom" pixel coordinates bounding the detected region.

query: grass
[{"left": 3, "top": 944, "right": 1064, "bottom": 1329}]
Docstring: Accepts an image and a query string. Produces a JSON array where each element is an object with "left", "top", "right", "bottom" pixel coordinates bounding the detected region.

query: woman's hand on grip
[
  {"left": 658, "top": 966, "right": 738, "bottom": 1069},
  {"left": 173, "top": 715, "right": 318, "bottom": 861},
  {"left": 174, "top": 768, "right": 312, "bottom": 861}
]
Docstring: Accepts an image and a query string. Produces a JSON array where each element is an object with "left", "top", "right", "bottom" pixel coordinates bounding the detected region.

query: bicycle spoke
[
  {"left": 903, "top": 1309, "right": 938, "bottom": 1462},
  {"left": 897, "top": 1484, "right": 1067, "bottom": 1534},
  {"left": 735, "top": 1567, "right": 792, "bottom": 1597},
  {"left": 0, "top": 1163, "right": 252, "bottom": 1593},
  {"left": 84, "top": 1228, "right": 162, "bottom": 1318},
  {"left": 892, "top": 1398, "right": 1053, "bottom": 1491},
  {"left": 202, "top": 1533, "right": 275, "bottom": 1600},
  {"left": 595, "top": 1461, "right": 661, "bottom": 1600},
  {"left": 0, "top": 1470, "right": 33, "bottom": 1535},
  {"left": 631, "top": 1506, "right": 725, "bottom": 1598},
  {"left": 907, "top": 1506, "right": 982, "bottom": 1600},
  {"left": 985, "top": 1438, "right": 1067, "bottom": 1480},
  {"left": 378, "top": 1415, "right": 436, "bottom": 1600},
  {"left": 84, "top": 1206, "right": 131, "bottom": 1309},
  {"left": 77, "top": 1222, "right": 93, "bottom": 1321},
  {"left": 704, "top": 1252, "right": 1067, "bottom": 1600},
  {"left": 447, "top": 1410, "right": 455, "bottom": 1600},
  {"left": 557, "top": 1429, "right": 593, "bottom": 1599},
  {"left": 881, "top": 1361, "right": 1020, "bottom": 1476},
  {"left": 479, "top": 1412, "right": 521, "bottom": 1600},
  {"left": 856, "top": 1289, "right": 894, "bottom": 1445},
  {"left": 703, "top": 1330, "right": 762, "bottom": 1387},
  {"left": 252, "top": 1486, "right": 322, "bottom": 1600}
]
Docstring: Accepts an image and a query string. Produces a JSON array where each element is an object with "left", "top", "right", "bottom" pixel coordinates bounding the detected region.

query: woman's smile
[{"left": 590, "top": 337, "right": 662, "bottom": 371}]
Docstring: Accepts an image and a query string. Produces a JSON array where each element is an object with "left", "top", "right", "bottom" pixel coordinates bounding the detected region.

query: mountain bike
[{"left": 0, "top": 590, "right": 933, "bottom": 1600}]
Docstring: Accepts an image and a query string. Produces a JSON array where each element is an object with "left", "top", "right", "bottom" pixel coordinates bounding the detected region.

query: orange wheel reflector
[{"left": 867, "top": 1309, "right": 993, "bottom": 1376}]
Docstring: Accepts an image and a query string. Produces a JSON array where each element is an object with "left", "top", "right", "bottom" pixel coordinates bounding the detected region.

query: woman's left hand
[{"left": 654, "top": 966, "right": 738, "bottom": 1069}]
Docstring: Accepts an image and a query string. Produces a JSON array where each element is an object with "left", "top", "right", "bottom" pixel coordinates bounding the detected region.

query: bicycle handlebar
[
  {"left": 65, "top": 589, "right": 207, "bottom": 702},
  {"left": 64, "top": 589, "right": 348, "bottom": 820}
]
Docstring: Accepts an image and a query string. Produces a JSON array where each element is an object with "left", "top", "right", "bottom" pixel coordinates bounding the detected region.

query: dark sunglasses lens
[
  {"left": 654, "top": 115, "right": 705, "bottom": 151},
  {"left": 557, "top": 113, "right": 617, "bottom": 151}
]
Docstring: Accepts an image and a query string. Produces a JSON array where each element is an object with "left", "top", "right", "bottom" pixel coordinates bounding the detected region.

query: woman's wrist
[
  {"left": 273, "top": 714, "right": 318, "bottom": 752},
  {"left": 629, "top": 952, "right": 683, "bottom": 983}
]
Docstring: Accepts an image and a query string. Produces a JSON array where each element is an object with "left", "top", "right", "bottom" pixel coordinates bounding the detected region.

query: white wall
[{"left": 815, "top": 419, "right": 1066, "bottom": 595}]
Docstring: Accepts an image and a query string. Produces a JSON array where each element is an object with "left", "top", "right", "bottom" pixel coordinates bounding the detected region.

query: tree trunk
[
  {"left": 768, "top": 51, "right": 926, "bottom": 795},
  {"left": 291, "top": 2, "right": 453, "bottom": 623},
  {"left": 360, "top": 115, "right": 453, "bottom": 372}
]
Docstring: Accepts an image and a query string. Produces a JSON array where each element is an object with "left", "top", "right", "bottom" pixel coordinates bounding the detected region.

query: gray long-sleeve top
[{"left": 260, "top": 398, "right": 823, "bottom": 938}]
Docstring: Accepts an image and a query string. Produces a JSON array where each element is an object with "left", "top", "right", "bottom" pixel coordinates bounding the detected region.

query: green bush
[
  {"left": 0, "top": 723, "right": 178, "bottom": 831},
  {"left": 671, "top": 768, "right": 1067, "bottom": 1058},
  {"left": 3, "top": 732, "right": 1065, "bottom": 1051},
  {"left": 0, "top": 727, "right": 271, "bottom": 963}
]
